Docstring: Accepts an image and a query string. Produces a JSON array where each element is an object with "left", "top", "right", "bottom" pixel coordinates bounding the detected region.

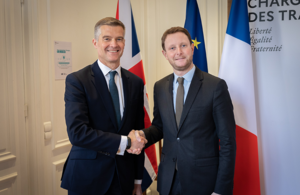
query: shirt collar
[
  {"left": 174, "top": 65, "right": 195, "bottom": 83},
  {"left": 97, "top": 59, "right": 122, "bottom": 77}
]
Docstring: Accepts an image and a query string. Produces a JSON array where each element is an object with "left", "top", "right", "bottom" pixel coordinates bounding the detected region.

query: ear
[
  {"left": 162, "top": 50, "right": 167, "bottom": 59},
  {"left": 191, "top": 43, "right": 194, "bottom": 54},
  {"left": 92, "top": 39, "right": 97, "bottom": 48}
]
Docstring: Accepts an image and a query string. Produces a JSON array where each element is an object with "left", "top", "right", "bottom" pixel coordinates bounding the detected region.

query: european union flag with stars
[{"left": 184, "top": 0, "right": 208, "bottom": 72}]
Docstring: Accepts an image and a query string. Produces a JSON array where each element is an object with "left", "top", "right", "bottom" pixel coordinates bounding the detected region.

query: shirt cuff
[
  {"left": 116, "top": 135, "right": 127, "bottom": 155},
  {"left": 134, "top": 179, "right": 142, "bottom": 184}
]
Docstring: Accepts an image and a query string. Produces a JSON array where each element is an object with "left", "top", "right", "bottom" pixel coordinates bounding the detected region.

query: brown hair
[
  {"left": 161, "top": 27, "right": 192, "bottom": 51},
  {"left": 94, "top": 17, "right": 125, "bottom": 40}
]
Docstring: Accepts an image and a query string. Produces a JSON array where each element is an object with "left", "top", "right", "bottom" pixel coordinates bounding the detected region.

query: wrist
[{"left": 126, "top": 136, "right": 131, "bottom": 149}]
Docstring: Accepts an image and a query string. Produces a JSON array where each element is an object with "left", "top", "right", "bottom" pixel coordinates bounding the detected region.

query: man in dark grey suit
[{"left": 132, "top": 27, "right": 236, "bottom": 195}]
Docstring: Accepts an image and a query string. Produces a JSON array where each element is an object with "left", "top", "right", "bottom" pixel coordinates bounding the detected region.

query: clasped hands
[{"left": 126, "top": 130, "right": 147, "bottom": 155}]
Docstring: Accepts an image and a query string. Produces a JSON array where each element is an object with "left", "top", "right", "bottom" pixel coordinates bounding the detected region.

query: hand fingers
[
  {"left": 127, "top": 149, "right": 141, "bottom": 154},
  {"left": 132, "top": 148, "right": 141, "bottom": 155},
  {"left": 135, "top": 131, "right": 141, "bottom": 142},
  {"left": 142, "top": 137, "right": 148, "bottom": 144},
  {"left": 126, "top": 149, "right": 141, "bottom": 154},
  {"left": 139, "top": 137, "right": 147, "bottom": 144}
]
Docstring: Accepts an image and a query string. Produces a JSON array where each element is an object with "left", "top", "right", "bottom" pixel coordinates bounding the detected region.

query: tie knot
[
  {"left": 109, "top": 71, "right": 117, "bottom": 79},
  {"left": 177, "top": 77, "right": 184, "bottom": 85}
]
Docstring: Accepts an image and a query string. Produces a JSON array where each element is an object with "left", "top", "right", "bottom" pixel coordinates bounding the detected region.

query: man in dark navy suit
[
  {"left": 133, "top": 27, "right": 236, "bottom": 195},
  {"left": 61, "top": 17, "right": 147, "bottom": 195}
]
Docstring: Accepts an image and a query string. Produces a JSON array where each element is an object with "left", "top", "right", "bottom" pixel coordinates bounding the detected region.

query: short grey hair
[{"left": 94, "top": 17, "right": 125, "bottom": 41}]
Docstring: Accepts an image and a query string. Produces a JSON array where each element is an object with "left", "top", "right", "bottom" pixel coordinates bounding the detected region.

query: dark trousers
[
  {"left": 68, "top": 170, "right": 122, "bottom": 195},
  {"left": 169, "top": 170, "right": 182, "bottom": 195}
]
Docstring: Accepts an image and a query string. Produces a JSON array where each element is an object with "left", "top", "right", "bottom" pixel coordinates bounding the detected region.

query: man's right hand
[
  {"left": 127, "top": 130, "right": 147, "bottom": 155},
  {"left": 134, "top": 130, "right": 146, "bottom": 142}
]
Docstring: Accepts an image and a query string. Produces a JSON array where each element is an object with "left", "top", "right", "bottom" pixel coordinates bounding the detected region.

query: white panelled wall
[{"left": 0, "top": 0, "right": 228, "bottom": 195}]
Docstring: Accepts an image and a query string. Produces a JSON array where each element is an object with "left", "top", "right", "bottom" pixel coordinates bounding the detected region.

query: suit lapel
[
  {"left": 119, "top": 68, "right": 130, "bottom": 131},
  {"left": 178, "top": 67, "right": 203, "bottom": 133},
  {"left": 91, "top": 62, "right": 118, "bottom": 131},
  {"left": 167, "top": 74, "right": 178, "bottom": 133}
]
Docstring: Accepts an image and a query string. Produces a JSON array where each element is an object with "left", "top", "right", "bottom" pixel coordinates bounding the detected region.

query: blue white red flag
[
  {"left": 116, "top": 0, "right": 158, "bottom": 191},
  {"left": 184, "top": 0, "right": 208, "bottom": 72},
  {"left": 219, "top": 0, "right": 261, "bottom": 194}
]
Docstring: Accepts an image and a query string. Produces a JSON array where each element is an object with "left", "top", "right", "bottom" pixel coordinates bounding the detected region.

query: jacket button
[
  {"left": 173, "top": 158, "right": 177, "bottom": 162},
  {"left": 177, "top": 137, "right": 180, "bottom": 141}
]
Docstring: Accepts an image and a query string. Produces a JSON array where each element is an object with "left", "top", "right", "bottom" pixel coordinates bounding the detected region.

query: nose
[
  {"left": 176, "top": 47, "right": 183, "bottom": 55},
  {"left": 110, "top": 39, "right": 118, "bottom": 47}
]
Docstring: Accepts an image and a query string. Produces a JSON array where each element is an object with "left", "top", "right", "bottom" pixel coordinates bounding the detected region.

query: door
[{"left": 0, "top": 0, "right": 29, "bottom": 194}]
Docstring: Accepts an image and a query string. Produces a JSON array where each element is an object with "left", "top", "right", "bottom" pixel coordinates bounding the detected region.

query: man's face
[
  {"left": 162, "top": 32, "right": 194, "bottom": 72},
  {"left": 93, "top": 25, "right": 125, "bottom": 68}
]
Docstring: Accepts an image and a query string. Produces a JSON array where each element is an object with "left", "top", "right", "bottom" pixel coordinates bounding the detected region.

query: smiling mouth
[{"left": 107, "top": 50, "right": 119, "bottom": 53}]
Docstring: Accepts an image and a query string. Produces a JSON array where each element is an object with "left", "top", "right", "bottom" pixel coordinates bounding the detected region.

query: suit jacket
[
  {"left": 61, "top": 61, "right": 145, "bottom": 195},
  {"left": 144, "top": 67, "right": 236, "bottom": 195}
]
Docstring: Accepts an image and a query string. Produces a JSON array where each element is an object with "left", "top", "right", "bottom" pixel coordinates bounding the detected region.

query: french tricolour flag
[
  {"left": 116, "top": 0, "right": 158, "bottom": 191},
  {"left": 219, "top": 0, "right": 261, "bottom": 194}
]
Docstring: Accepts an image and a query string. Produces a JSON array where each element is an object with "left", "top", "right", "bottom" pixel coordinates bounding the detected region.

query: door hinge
[{"left": 24, "top": 104, "right": 28, "bottom": 117}]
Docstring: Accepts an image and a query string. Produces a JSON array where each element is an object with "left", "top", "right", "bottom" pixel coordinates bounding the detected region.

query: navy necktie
[{"left": 109, "top": 71, "right": 121, "bottom": 129}]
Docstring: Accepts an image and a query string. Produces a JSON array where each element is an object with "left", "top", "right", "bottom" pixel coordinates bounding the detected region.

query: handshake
[{"left": 126, "top": 130, "right": 147, "bottom": 155}]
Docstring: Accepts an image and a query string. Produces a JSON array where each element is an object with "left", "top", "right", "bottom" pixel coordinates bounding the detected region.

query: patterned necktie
[
  {"left": 109, "top": 71, "right": 121, "bottom": 129},
  {"left": 176, "top": 77, "right": 184, "bottom": 128}
]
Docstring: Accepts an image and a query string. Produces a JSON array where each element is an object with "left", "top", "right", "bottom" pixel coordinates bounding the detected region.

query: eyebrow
[
  {"left": 167, "top": 42, "right": 184, "bottom": 48},
  {"left": 102, "top": 36, "right": 124, "bottom": 39}
]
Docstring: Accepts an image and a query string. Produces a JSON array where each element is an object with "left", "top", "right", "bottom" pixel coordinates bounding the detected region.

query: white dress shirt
[
  {"left": 97, "top": 60, "right": 127, "bottom": 155},
  {"left": 173, "top": 65, "right": 195, "bottom": 112},
  {"left": 97, "top": 60, "right": 142, "bottom": 184}
]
